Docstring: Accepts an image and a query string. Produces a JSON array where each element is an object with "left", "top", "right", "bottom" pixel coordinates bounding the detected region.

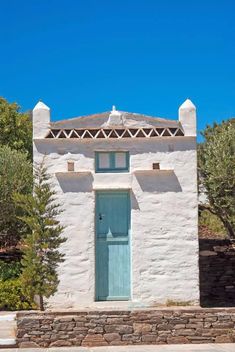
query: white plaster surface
[
  {"left": 33, "top": 101, "right": 50, "bottom": 139},
  {"left": 179, "top": 99, "right": 196, "bottom": 137},
  {"left": 33, "top": 105, "right": 199, "bottom": 309},
  {"left": 0, "top": 313, "right": 16, "bottom": 346},
  {"left": 106, "top": 108, "right": 124, "bottom": 126}
]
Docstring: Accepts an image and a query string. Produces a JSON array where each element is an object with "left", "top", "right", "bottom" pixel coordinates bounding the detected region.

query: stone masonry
[
  {"left": 16, "top": 308, "right": 235, "bottom": 348},
  {"left": 199, "top": 239, "right": 235, "bottom": 307}
]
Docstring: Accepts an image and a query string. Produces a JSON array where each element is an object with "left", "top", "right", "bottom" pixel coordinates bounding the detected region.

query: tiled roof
[
  {"left": 50, "top": 111, "right": 181, "bottom": 129},
  {"left": 46, "top": 111, "right": 184, "bottom": 139}
]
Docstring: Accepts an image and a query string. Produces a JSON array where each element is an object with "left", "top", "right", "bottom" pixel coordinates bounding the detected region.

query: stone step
[
  {"left": 0, "top": 339, "right": 17, "bottom": 348},
  {"left": 0, "top": 314, "right": 17, "bottom": 348}
]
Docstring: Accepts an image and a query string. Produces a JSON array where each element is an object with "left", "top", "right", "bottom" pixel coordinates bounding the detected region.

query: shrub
[
  {"left": 0, "top": 260, "right": 21, "bottom": 281},
  {"left": 0, "top": 261, "right": 36, "bottom": 310},
  {"left": 0, "top": 146, "right": 32, "bottom": 248},
  {"left": 0, "top": 279, "right": 36, "bottom": 310},
  {"left": 198, "top": 119, "right": 235, "bottom": 238},
  {"left": 199, "top": 209, "right": 227, "bottom": 237}
]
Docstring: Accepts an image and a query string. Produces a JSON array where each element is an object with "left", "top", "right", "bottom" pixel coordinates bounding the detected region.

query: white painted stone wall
[{"left": 33, "top": 102, "right": 199, "bottom": 309}]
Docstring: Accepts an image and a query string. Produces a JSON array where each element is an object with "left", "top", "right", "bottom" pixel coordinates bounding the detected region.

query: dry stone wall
[
  {"left": 199, "top": 239, "right": 235, "bottom": 307},
  {"left": 17, "top": 308, "right": 235, "bottom": 348}
]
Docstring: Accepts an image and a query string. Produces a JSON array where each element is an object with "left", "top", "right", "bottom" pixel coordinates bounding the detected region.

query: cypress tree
[{"left": 14, "top": 160, "right": 66, "bottom": 310}]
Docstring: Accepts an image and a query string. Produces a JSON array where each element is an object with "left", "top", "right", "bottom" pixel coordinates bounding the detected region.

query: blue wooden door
[{"left": 95, "top": 191, "right": 130, "bottom": 300}]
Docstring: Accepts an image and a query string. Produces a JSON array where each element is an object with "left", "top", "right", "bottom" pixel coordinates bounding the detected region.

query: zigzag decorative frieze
[{"left": 45, "top": 127, "right": 184, "bottom": 139}]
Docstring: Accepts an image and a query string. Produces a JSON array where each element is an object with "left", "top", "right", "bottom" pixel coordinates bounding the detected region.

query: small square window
[
  {"left": 95, "top": 151, "right": 129, "bottom": 173},
  {"left": 67, "top": 161, "right": 75, "bottom": 171}
]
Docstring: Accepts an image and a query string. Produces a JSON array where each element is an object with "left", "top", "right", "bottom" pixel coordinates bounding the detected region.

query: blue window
[{"left": 95, "top": 151, "right": 129, "bottom": 173}]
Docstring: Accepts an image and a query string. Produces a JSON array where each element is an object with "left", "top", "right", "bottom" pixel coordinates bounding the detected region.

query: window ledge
[
  {"left": 55, "top": 171, "right": 91, "bottom": 177},
  {"left": 133, "top": 169, "right": 173, "bottom": 174}
]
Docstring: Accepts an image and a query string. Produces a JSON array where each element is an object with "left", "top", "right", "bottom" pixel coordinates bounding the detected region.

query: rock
[
  {"left": 104, "top": 324, "right": 133, "bottom": 334},
  {"left": 50, "top": 340, "right": 72, "bottom": 347},
  {"left": 141, "top": 334, "right": 157, "bottom": 343},
  {"left": 215, "top": 335, "right": 233, "bottom": 343},
  {"left": 158, "top": 323, "right": 174, "bottom": 331},
  {"left": 81, "top": 334, "right": 108, "bottom": 347},
  {"left": 212, "top": 322, "right": 234, "bottom": 328},
  {"left": 186, "top": 323, "right": 203, "bottom": 328},
  {"left": 106, "top": 318, "right": 124, "bottom": 324},
  {"left": 73, "top": 316, "right": 87, "bottom": 322},
  {"left": 199, "top": 250, "right": 217, "bottom": 256},
  {"left": 213, "top": 246, "right": 228, "bottom": 252},
  {"left": 175, "top": 329, "right": 196, "bottom": 336},
  {"left": 55, "top": 322, "right": 75, "bottom": 331},
  {"left": 167, "top": 336, "right": 189, "bottom": 344},
  {"left": 174, "top": 324, "right": 186, "bottom": 329},
  {"left": 54, "top": 317, "right": 73, "bottom": 322},
  {"left": 104, "top": 333, "right": 121, "bottom": 342},
  {"left": 122, "top": 334, "right": 140, "bottom": 342},
  {"left": 73, "top": 326, "right": 88, "bottom": 332},
  {"left": 18, "top": 341, "right": 40, "bottom": 348},
  {"left": 133, "top": 323, "right": 152, "bottom": 333},
  {"left": 88, "top": 327, "right": 103, "bottom": 334},
  {"left": 110, "top": 340, "right": 132, "bottom": 345}
]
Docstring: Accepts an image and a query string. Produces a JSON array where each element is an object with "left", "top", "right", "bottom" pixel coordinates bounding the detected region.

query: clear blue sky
[{"left": 0, "top": 0, "right": 234, "bottom": 138}]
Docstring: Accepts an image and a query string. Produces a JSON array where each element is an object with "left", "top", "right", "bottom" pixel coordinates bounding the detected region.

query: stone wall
[
  {"left": 17, "top": 308, "right": 235, "bottom": 348},
  {"left": 199, "top": 239, "right": 235, "bottom": 307}
]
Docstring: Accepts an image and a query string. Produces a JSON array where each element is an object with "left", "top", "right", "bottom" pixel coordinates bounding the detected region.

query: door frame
[{"left": 95, "top": 190, "right": 131, "bottom": 301}]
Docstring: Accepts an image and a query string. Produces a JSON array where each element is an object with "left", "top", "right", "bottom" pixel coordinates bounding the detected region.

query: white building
[{"left": 33, "top": 99, "right": 199, "bottom": 309}]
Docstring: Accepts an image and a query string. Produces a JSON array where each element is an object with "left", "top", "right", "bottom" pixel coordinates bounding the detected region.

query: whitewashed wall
[{"left": 33, "top": 134, "right": 199, "bottom": 308}]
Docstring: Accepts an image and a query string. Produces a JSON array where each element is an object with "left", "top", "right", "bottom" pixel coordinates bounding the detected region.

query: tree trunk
[
  {"left": 224, "top": 219, "right": 235, "bottom": 239},
  {"left": 39, "top": 295, "right": 44, "bottom": 311},
  {"left": 217, "top": 214, "right": 235, "bottom": 239}
]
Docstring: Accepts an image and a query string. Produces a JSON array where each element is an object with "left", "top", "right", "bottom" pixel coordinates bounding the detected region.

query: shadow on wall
[
  {"left": 135, "top": 171, "right": 182, "bottom": 193},
  {"left": 130, "top": 191, "right": 140, "bottom": 210},
  {"left": 199, "top": 239, "right": 235, "bottom": 307},
  {"left": 56, "top": 174, "right": 94, "bottom": 192}
]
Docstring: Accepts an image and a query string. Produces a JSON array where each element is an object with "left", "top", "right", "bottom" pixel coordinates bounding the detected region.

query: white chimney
[
  {"left": 33, "top": 101, "right": 50, "bottom": 139},
  {"left": 178, "top": 99, "right": 196, "bottom": 137},
  {"left": 106, "top": 105, "right": 124, "bottom": 126}
]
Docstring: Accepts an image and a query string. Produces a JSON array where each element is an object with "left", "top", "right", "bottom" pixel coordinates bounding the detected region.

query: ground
[{"left": 3, "top": 344, "right": 235, "bottom": 352}]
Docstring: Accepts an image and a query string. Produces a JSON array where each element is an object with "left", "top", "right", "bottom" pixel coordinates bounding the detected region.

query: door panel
[{"left": 95, "top": 191, "right": 130, "bottom": 300}]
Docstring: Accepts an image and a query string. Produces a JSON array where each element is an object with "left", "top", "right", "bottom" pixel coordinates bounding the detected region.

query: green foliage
[
  {"left": 198, "top": 119, "right": 235, "bottom": 238},
  {"left": 199, "top": 209, "right": 227, "bottom": 237},
  {"left": 0, "top": 279, "right": 36, "bottom": 310},
  {"left": 0, "top": 260, "right": 21, "bottom": 281},
  {"left": 0, "top": 260, "right": 33, "bottom": 310},
  {"left": 14, "top": 160, "right": 66, "bottom": 310},
  {"left": 0, "top": 146, "right": 32, "bottom": 247},
  {"left": 0, "top": 97, "right": 32, "bottom": 158}
]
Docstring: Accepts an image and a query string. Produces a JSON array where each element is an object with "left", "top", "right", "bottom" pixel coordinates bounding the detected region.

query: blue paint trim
[
  {"left": 95, "top": 151, "right": 129, "bottom": 173},
  {"left": 98, "top": 296, "right": 130, "bottom": 301},
  {"left": 95, "top": 190, "right": 131, "bottom": 301}
]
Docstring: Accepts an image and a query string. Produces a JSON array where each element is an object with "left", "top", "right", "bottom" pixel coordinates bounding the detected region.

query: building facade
[{"left": 33, "top": 99, "right": 199, "bottom": 308}]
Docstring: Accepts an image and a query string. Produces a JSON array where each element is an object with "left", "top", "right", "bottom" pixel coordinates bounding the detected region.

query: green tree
[
  {"left": 0, "top": 146, "right": 32, "bottom": 247},
  {"left": 198, "top": 119, "right": 235, "bottom": 238},
  {"left": 0, "top": 97, "right": 32, "bottom": 158},
  {"left": 14, "top": 160, "right": 66, "bottom": 310}
]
